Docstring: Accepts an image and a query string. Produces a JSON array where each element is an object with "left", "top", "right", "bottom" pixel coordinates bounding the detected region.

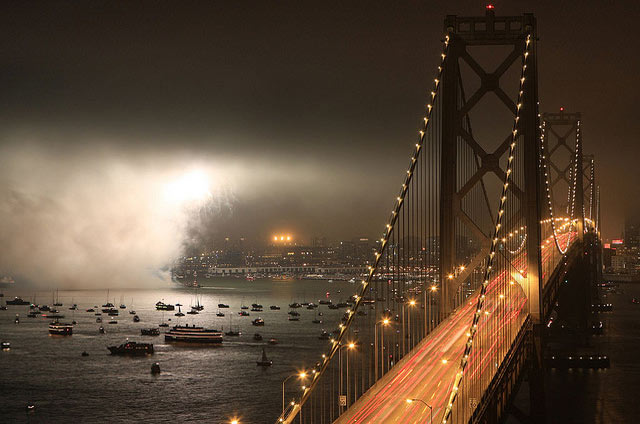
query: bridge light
[
  {"left": 486, "top": 4, "right": 495, "bottom": 9},
  {"left": 442, "top": 359, "right": 448, "bottom": 364}
]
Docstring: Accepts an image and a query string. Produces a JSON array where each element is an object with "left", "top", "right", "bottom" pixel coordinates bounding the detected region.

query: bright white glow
[{"left": 164, "top": 170, "right": 211, "bottom": 204}]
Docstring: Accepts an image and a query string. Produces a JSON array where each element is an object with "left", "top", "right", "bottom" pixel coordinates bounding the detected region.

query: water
[
  {"left": 544, "top": 282, "right": 640, "bottom": 423},
  {"left": 0, "top": 278, "right": 357, "bottom": 423},
  {"left": 3, "top": 280, "right": 638, "bottom": 423}
]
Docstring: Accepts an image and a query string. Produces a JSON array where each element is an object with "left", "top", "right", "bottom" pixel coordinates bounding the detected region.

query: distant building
[{"left": 624, "top": 218, "right": 640, "bottom": 249}]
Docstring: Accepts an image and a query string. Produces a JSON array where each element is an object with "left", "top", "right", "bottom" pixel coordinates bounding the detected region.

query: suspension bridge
[{"left": 275, "top": 8, "right": 602, "bottom": 424}]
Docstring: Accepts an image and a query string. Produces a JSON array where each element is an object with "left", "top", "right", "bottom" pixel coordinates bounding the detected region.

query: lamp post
[
  {"left": 338, "top": 342, "right": 357, "bottom": 412},
  {"left": 406, "top": 398, "right": 433, "bottom": 423},
  {"left": 282, "top": 372, "right": 307, "bottom": 417},
  {"left": 374, "top": 318, "right": 390, "bottom": 379},
  {"left": 407, "top": 299, "right": 416, "bottom": 351}
]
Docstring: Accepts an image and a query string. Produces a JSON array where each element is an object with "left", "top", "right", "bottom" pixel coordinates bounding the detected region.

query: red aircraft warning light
[
  {"left": 486, "top": 4, "right": 495, "bottom": 10},
  {"left": 560, "top": 107, "right": 565, "bottom": 111}
]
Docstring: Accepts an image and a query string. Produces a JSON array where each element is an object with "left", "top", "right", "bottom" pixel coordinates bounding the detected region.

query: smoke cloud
[{"left": 0, "top": 137, "right": 235, "bottom": 288}]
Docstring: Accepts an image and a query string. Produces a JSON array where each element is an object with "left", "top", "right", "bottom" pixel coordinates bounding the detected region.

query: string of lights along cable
[{"left": 267, "top": 8, "right": 601, "bottom": 424}]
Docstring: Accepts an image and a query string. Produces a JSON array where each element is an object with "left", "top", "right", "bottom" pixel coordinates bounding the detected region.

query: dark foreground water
[
  {"left": 543, "top": 282, "right": 640, "bottom": 424},
  {"left": 0, "top": 278, "right": 355, "bottom": 424},
  {"left": 2, "top": 280, "right": 638, "bottom": 424}
]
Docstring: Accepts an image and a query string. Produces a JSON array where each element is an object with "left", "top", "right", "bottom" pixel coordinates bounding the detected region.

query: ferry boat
[
  {"left": 108, "top": 341, "right": 154, "bottom": 356},
  {"left": 164, "top": 324, "right": 223, "bottom": 344},
  {"left": 155, "top": 301, "right": 175, "bottom": 311},
  {"left": 49, "top": 321, "right": 73, "bottom": 336},
  {"left": 6, "top": 297, "right": 30, "bottom": 306}
]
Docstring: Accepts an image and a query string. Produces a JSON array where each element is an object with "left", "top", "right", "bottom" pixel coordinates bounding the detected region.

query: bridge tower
[{"left": 439, "top": 8, "right": 543, "bottom": 325}]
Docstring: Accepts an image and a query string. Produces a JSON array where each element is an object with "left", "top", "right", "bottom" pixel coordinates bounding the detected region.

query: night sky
[{"left": 1, "top": 1, "right": 639, "bottom": 252}]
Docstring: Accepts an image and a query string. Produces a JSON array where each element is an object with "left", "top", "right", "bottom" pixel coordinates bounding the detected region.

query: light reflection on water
[{"left": 0, "top": 278, "right": 358, "bottom": 423}]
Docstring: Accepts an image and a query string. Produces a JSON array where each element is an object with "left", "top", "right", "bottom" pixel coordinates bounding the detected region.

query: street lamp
[
  {"left": 374, "top": 318, "right": 390, "bottom": 380},
  {"left": 406, "top": 398, "right": 433, "bottom": 423},
  {"left": 282, "top": 372, "right": 307, "bottom": 416},
  {"left": 338, "top": 342, "right": 357, "bottom": 410}
]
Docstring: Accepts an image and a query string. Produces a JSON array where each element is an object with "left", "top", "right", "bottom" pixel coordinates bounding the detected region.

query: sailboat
[
  {"left": 53, "top": 289, "right": 63, "bottom": 307},
  {"left": 159, "top": 310, "right": 169, "bottom": 327},
  {"left": 119, "top": 295, "right": 126, "bottom": 309},
  {"left": 224, "top": 314, "right": 240, "bottom": 336},
  {"left": 102, "top": 289, "right": 114, "bottom": 308},
  {"left": 216, "top": 308, "right": 225, "bottom": 317},
  {"left": 174, "top": 304, "right": 185, "bottom": 317},
  {"left": 256, "top": 347, "right": 272, "bottom": 367}
]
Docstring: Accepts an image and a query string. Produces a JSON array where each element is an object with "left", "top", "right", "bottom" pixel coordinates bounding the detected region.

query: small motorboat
[
  {"left": 187, "top": 309, "right": 199, "bottom": 315},
  {"left": 256, "top": 347, "right": 272, "bottom": 367},
  {"left": 108, "top": 318, "right": 118, "bottom": 325},
  {"left": 174, "top": 306, "right": 185, "bottom": 317},
  {"left": 218, "top": 303, "right": 230, "bottom": 308},
  {"left": 270, "top": 305, "right": 281, "bottom": 310},
  {"left": 253, "top": 333, "right": 263, "bottom": 341},
  {"left": 69, "top": 304, "right": 77, "bottom": 310},
  {"left": 129, "top": 310, "right": 136, "bottom": 315},
  {"left": 1, "top": 341, "right": 10, "bottom": 350},
  {"left": 96, "top": 317, "right": 102, "bottom": 323},
  {"left": 238, "top": 311, "right": 250, "bottom": 317},
  {"left": 252, "top": 318, "right": 265, "bottom": 326},
  {"left": 216, "top": 310, "right": 225, "bottom": 317},
  {"left": 159, "top": 322, "right": 169, "bottom": 327},
  {"left": 86, "top": 308, "right": 95, "bottom": 312},
  {"left": 133, "top": 315, "right": 140, "bottom": 322},
  {"left": 81, "top": 351, "right": 89, "bottom": 357},
  {"left": 98, "top": 326, "right": 105, "bottom": 334},
  {"left": 151, "top": 362, "right": 161, "bottom": 374},
  {"left": 268, "top": 338, "right": 278, "bottom": 345}
]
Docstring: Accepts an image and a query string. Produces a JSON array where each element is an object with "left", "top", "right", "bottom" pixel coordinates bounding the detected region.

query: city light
[{"left": 272, "top": 234, "right": 293, "bottom": 243}]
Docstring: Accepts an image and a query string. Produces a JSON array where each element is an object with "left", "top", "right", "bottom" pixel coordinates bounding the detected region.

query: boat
[
  {"left": 328, "top": 304, "right": 339, "bottom": 309},
  {"left": 108, "top": 318, "right": 118, "bottom": 324},
  {"left": 96, "top": 317, "right": 102, "bottom": 323},
  {"left": 98, "top": 326, "right": 105, "bottom": 334},
  {"left": 69, "top": 303, "right": 77, "bottom": 310},
  {"left": 27, "top": 311, "right": 39, "bottom": 318},
  {"left": 164, "top": 324, "right": 223, "bottom": 344},
  {"left": 129, "top": 310, "right": 136, "bottom": 315},
  {"left": 102, "top": 290, "right": 114, "bottom": 308},
  {"left": 251, "top": 307, "right": 263, "bottom": 312},
  {"left": 256, "top": 347, "right": 272, "bottom": 367},
  {"left": 53, "top": 289, "right": 63, "bottom": 307},
  {"left": 241, "top": 305, "right": 249, "bottom": 310},
  {"left": 14, "top": 314, "right": 19, "bottom": 324},
  {"left": 268, "top": 338, "right": 278, "bottom": 345},
  {"left": 216, "top": 309, "right": 225, "bottom": 317},
  {"left": 319, "top": 330, "right": 330, "bottom": 340},
  {"left": 238, "top": 311, "right": 250, "bottom": 316},
  {"left": 288, "top": 310, "right": 300, "bottom": 316},
  {"left": 6, "top": 297, "right": 30, "bottom": 306},
  {"left": 218, "top": 303, "right": 230, "bottom": 308},
  {"left": 252, "top": 318, "right": 265, "bottom": 326},
  {"left": 191, "top": 289, "right": 204, "bottom": 311},
  {"left": 289, "top": 302, "right": 301, "bottom": 309},
  {"left": 288, "top": 315, "right": 300, "bottom": 321},
  {"left": 151, "top": 363, "right": 161, "bottom": 374},
  {"left": 174, "top": 305, "right": 185, "bottom": 317},
  {"left": 187, "top": 309, "right": 199, "bottom": 315},
  {"left": 1, "top": 341, "right": 10, "bottom": 349},
  {"left": 141, "top": 328, "right": 160, "bottom": 336},
  {"left": 307, "top": 303, "right": 317, "bottom": 309},
  {"left": 251, "top": 303, "right": 263, "bottom": 309},
  {"left": 312, "top": 311, "right": 322, "bottom": 324},
  {"left": 270, "top": 305, "right": 281, "bottom": 310},
  {"left": 319, "top": 299, "right": 332, "bottom": 305},
  {"left": 253, "top": 333, "right": 263, "bottom": 341},
  {"left": 133, "top": 315, "right": 140, "bottom": 322},
  {"left": 108, "top": 341, "right": 154, "bottom": 356},
  {"left": 81, "top": 351, "right": 89, "bottom": 357},
  {"left": 155, "top": 301, "right": 175, "bottom": 311},
  {"left": 159, "top": 323, "right": 169, "bottom": 328},
  {"left": 42, "top": 313, "right": 65, "bottom": 319},
  {"left": 86, "top": 308, "right": 95, "bottom": 312},
  {"left": 49, "top": 321, "right": 73, "bottom": 336},
  {"left": 225, "top": 329, "right": 241, "bottom": 336},
  {"left": 107, "top": 309, "right": 119, "bottom": 316},
  {"left": 119, "top": 295, "right": 126, "bottom": 309}
]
